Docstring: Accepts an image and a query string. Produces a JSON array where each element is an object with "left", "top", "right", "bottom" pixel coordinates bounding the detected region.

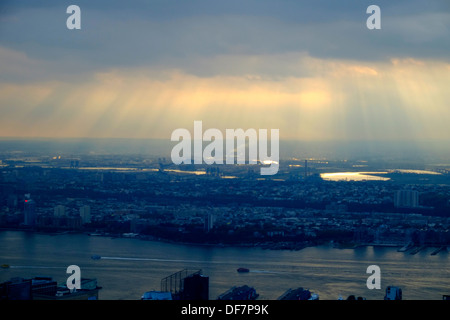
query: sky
[{"left": 0, "top": 0, "right": 449, "bottom": 142}]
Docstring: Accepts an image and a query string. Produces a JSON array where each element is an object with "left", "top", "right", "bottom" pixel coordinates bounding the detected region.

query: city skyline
[
  {"left": 1, "top": 2, "right": 450, "bottom": 305},
  {"left": 0, "top": 1, "right": 449, "bottom": 142}
]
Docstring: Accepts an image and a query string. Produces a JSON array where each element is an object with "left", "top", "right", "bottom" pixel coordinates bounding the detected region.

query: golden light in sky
[{"left": 1, "top": 50, "right": 449, "bottom": 142}]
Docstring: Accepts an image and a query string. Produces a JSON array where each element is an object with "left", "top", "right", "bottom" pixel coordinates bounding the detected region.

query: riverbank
[
  {"left": 0, "top": 226, "right": 432, "bottom": 253},
  {"left": 3, "top": 227, "right": 449, "bottom": 257}
]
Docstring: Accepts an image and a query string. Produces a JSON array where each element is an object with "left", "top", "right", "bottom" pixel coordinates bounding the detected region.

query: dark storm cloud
[
  {"left": 1, "top": 1, "right": 449, "bottom": 141},
  {"left": 0, "top": 0, "right": 449, "bottom": 80}
]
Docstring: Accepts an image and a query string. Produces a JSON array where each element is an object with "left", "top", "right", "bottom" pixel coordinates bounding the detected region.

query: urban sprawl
[{"left": 1, "top": 153, "right": 450, "bottom": 252}]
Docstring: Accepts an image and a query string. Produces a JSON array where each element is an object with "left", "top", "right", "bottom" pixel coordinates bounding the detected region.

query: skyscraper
[
  {"left": 24, "top": 197, "right": 36, "bottom": 226},
  {"left": 204, "top": 213, "right": 215, "bottom": 232}
]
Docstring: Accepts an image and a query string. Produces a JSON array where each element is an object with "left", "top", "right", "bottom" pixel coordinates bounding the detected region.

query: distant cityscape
[{"left": 1, "top": 146, "right": 450, "bottom": 253}]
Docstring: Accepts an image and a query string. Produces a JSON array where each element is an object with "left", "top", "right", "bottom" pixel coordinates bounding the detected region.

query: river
[{"left": 0, "top": 230, "right": 448, "bottom": 300}]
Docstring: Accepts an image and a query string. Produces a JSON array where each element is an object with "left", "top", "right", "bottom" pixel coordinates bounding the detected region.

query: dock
[
  {"left": 409, "top": 246, "right": 426, "bottom": 255},
  {"left": 431, "top": 246, "right": 448, "bottom": 256},
  {"left": 217, "top": 285, "right": 259, "bottom": 300},
  {"left": 397, "top": 242, "right": 414, "bottom": 252},
  {"left": 278, "top": 287, "right": 317, "bottom": 300}
]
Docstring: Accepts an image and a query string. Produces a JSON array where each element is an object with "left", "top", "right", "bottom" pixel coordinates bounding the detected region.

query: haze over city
[{"left": 0, "top": 0, "right": 449, "bottom": 144}]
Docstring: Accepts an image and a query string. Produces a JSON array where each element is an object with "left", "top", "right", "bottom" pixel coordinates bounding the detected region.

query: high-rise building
[
  {"left": 79, "top": 205, "right": 91, "bottom": 224},
  {"left": 181, "top": 273, "right": 209, "bottom": 300},
  {"left": 204, "top": 213, "right": 215, "bottom": 232},
  {"left": 54, "top": 205, "right": 66, "bottom": 217},
  {"left": 24, "top": 197, "right": 36, "bottom": 226},
  {"left": 394, "top": 190, "right": 419, "bottom": 208}
]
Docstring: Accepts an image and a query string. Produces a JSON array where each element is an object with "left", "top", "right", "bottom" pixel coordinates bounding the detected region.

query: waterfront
[
  {"left": 320, "top": 172, "right": 390, "bottom": 181},
  {"left": 0, "top": 231, "right": 449, "bottom": 300}
]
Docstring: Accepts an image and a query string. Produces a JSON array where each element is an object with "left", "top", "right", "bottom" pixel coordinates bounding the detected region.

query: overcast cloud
[{"left": 0, "top": 1, "right": 449, "bottom": 141}]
